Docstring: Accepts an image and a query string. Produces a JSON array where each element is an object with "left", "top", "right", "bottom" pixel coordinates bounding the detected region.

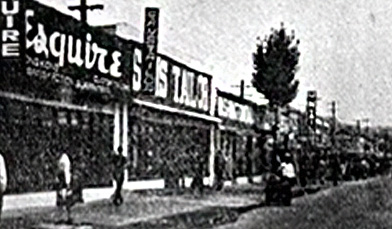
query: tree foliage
[{"left": 252, "top": 23, "right": 300, "bottom": 108}]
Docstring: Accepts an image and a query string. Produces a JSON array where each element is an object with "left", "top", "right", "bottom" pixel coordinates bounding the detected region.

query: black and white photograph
[{"left": 0, "top": 0, "right": 392, "bottom": 228}]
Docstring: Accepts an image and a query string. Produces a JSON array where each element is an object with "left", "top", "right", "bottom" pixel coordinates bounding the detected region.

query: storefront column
[
  {"left": 122, "top": 103, "right": 129, "bottom": 181},
  {"left": 113, "top": 103, "right": 121, "bottom": 151},
  {"left": 208, "top": 125, "right": 216, "bottom": 187}
]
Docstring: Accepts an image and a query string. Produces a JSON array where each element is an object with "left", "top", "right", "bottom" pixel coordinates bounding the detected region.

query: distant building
[{"left": 214, "top": 89, "right": 258, "bottom": 182}]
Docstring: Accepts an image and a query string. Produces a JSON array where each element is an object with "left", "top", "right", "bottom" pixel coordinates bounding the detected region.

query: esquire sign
[
  {"left": 25, "top": 9, "right": 123, "bottom": 79},
  {"left": 0, "top": 0, "right": 134, "bottom": 100}
]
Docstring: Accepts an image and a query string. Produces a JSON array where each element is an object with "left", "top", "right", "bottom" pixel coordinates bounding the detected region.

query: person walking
[
  {"left": 330, "top": 153, "right": 341, "bottom": 186},
  {"left": 191, "top": 151, "right": 205, "bottom": 195},
  {"left": 57, "top": 152, "right": 71, "bottom": 206},
  {"left": 214, "top": 150, "right": 224, "bottom": 191},
  {"left": 0, "top": 152, "right": 7, "bottom": 222},
  {"left": 71, "top": 159, "right": 84, "bottom": 204},
  {"left": 112, "top": 146, "right": 127, "bottom": 206},
  {"left": 56, "top": 150, "right": 73, "bottom": 223}
]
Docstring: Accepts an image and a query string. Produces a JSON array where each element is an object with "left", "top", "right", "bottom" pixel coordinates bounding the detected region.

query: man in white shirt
[
  {"left": 59, "top": 153, "right": 71, "bottom": 188},
  {"left": 280, "top": 153, "right": 296, "bottom": 186},
  {"left": 57, "top": 152, "right": 71, "bottom": 207},
  {"left": 57, "top": 151, "right": 74, "bottom": 223},
  {"left": 0, "top": 152, "right": 7, "bottom": 220}
]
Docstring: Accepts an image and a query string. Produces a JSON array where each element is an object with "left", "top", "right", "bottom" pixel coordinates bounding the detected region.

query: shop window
[
  {"left": 57, "top": 110, "right": 68, "bottom": 125},
  {"left": 41, "top": 107, "right": 53, "bottom": 128},
  {"left": 70, "top": 112, "right": 79, "bottom": 126},
  {"left": 81, "top": 112, "right": 90, "bottom": 130}
]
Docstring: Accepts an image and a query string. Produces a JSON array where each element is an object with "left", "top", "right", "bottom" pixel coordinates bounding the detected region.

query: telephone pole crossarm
[{"left": 68, "top": 0, "right": 104, "bottom": 23}]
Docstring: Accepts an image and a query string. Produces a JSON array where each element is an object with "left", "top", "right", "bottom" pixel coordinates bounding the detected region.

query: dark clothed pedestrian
[
  {"left": 214, "top": 151, "right": 225, "bottom": 191},
  {"left": 330, "top": 153, "right": 341, "bottom": 186},
  {"left": 112, "top": 146, "right": 127, "bottom": 206},
  {"left": 191, "top": 153, "right": 204, "bottom": 195},
  {"left": 71, "top": 168, "right": 84, "bottom": 204}
]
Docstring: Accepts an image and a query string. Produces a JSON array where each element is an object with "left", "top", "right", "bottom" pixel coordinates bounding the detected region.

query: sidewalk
[
  {"left": 3, "top": 187, "right": 114, "bottom": 212},
  {"left": 2, "top": 184, "right": 264, "bottom": 229}
]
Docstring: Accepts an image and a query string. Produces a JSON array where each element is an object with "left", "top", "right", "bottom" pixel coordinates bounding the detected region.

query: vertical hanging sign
[
  {"left": 0, "top": 0, "right": 21, "bottom": 58},
  {"left": 0, "top": 0, "right": 24, "bottom": 92},
  {"left": 141, "top": 7, "right": 159, "bottom": 95}
]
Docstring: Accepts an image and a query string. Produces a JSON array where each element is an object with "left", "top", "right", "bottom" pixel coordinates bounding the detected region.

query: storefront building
[
  {"left": 126, "top": 51, "right": 219, "bottom": 188},
  {"left": 214, "top": 90, "right": 259, "bottom": 183},
  {"left": 0, "top": 0, "right": 220, "bottom": 193}
]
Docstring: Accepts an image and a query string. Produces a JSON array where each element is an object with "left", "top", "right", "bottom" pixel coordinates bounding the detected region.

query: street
[
  {"left": 215, "top": 177, "right": 392, "bottom": 229},
  {"left": 1, "top": 176, "right": 391, "bottom": 228},
  {"left": 1, "top": 1, "right": 392, "bottom": 228}
]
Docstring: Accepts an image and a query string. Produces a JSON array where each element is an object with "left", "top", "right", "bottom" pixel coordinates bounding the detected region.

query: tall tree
[
  {"left": 252, "top": 23, "right": 300, "bottom": 141},
  {"left": 252, "top": 23, "right": 300, "bottom": 108}
]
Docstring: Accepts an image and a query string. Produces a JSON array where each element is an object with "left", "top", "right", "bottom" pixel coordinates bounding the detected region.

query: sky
[{"left": 36, "top": 0, "right": 392, "bottom": 127}]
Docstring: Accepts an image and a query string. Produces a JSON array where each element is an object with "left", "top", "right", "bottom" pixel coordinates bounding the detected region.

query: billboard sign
[
  {"left": 133, "top": 52, "right": 211, "bottom": 113},
  {"left": 159, "top": 55, "right": 210, "bottom": 112},
  {"left": 24, "top": 2, "right": 132, "bottom": 85},
  {"left": 0, "top": 1, "right": 136, "bottom": 102}
]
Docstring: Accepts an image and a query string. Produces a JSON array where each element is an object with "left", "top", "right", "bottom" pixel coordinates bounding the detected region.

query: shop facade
[
  {"left": 126, "top": 52, "right": 218, "bottom": 188},
  {"left": 0, "top": 0, "right": 220, "bottom": 193},
  {"left": 214, "top": 90, "right": 259, "bottom": 183},
  {"left": 0, "top": 0, "right": 135, "bottom": 193}
]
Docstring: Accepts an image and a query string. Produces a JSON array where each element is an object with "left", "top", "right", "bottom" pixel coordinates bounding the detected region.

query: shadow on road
[
  {"left": 119, "top": 203, "right": 266, "bottom": 229},
  {"left": 120, "top": 186, "right": 322, "bottom": 229}
]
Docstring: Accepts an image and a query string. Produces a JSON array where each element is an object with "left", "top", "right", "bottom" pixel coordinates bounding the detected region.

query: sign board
[
  {"left": 133, "top": 52, "right": 211, "bottom": 112},
  {"left": 141, "top": 7, "right": 159, "bottom": 95},
  {"left": 0, "top": 0, "right": 21, "bottom": 58},
  {"left": 217, "top": 96, "right": 254, "bottom": 124},
  {"left": 0, "top": 0, "right": 25, "bottom": 88}
]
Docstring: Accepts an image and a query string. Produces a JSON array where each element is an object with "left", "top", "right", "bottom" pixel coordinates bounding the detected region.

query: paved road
[
  {"left": 214, "top": 177, "right": 392, "bottom": 229},
  {"left": 4, "top": 178, "right": 390, "bottom": 229}
]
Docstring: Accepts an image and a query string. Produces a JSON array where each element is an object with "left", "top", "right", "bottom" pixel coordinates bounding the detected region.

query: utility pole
[
  {"left": 240, "top": 80, "right": 245, "bottom": 99},
  {"left": 330, "top": 101, "right": 339, "bottom": 186},
  {"left": 331, "top": 101, "right": 336, "bottom": 151},
  {"left": 231, "top": 80, "right": 252, "bottom": 99},
  {"left": 68, "top": 0, "right": 104, "bottom": 24},
  {"left": 67, "top": 0, "right": 104, "bottom": 77}
]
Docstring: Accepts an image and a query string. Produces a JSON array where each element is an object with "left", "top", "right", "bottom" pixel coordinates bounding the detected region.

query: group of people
[
  {"left": 263, "top": 134, "right": 387, "bottom": 190},
  {"left": 261, "top": 135, "right": 298, "bottom": 189},
  {"left": 55, "top": 146, "right": 127, "bottom": 222}
]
